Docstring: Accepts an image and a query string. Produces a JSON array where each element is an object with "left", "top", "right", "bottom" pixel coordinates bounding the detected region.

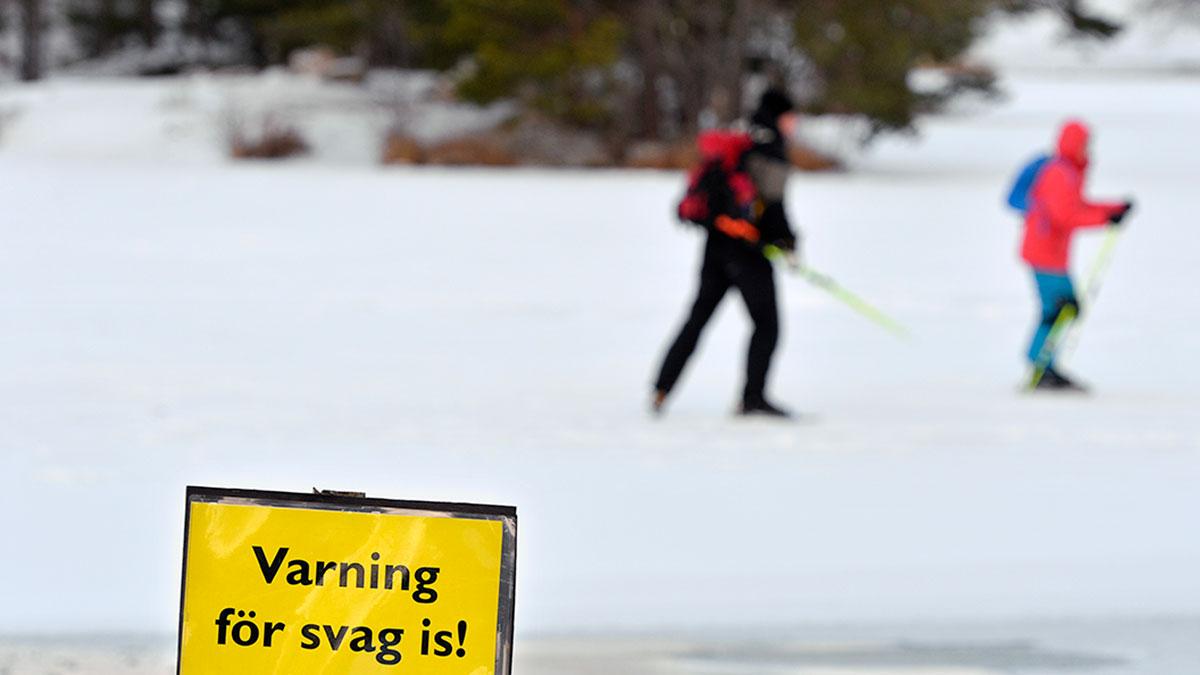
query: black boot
[
  {"left": 738, "top": 397, "right": 792, "bottom": 418},
  {"left": 1037, "top": 367, "right": 1089, "bottom": 393},
  {"left": 650, "top": 389, "right": 668, "bottom": 416}
]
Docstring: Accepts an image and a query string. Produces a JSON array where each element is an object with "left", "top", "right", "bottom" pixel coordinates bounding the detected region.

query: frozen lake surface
[{"left": 2, "top": 38, "right": 1198, "bottom": 674}]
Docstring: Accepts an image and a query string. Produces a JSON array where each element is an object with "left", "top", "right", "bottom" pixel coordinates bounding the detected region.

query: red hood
[{"left": 1057, "top": 120, "right": 1090, "bottom": 170}]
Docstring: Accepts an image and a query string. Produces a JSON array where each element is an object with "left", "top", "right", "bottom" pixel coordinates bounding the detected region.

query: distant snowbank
[{"left": 0, "top": 69, "right": 511, "bottom": 165}]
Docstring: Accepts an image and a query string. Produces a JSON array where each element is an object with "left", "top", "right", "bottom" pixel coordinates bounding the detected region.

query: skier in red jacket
[{"left": 1021, "top": 120, "right": 1133, "bottom": 390}]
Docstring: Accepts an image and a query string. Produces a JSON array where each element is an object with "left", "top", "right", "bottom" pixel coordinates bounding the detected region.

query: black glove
[
  {"left": 1110, "top": 200, "right": 1134, "bottom": 225},
  {"left": 771, "top": 235, "right": 802, "bottom": 270},
  {"left": 775, "top": 235, "right": 798, "bottom": 254}
]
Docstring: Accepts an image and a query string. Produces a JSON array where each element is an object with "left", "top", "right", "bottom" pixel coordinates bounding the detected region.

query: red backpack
[{"left": 677, "top": 131, "right": 760, "bottom": 242}]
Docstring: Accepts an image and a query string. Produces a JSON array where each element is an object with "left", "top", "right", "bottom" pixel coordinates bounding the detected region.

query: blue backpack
[{"left": 1006, "top": 154, "right": 1050, "bottom": 214}]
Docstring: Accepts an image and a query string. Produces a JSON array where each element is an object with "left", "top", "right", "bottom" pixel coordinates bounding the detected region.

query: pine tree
[
  {"left": 791, "top": 0, "right": 991, "bottom": 135},
  {"left": 790, "top": 0, "right": 1120, "bottom": 137},
  {"left": 191, "top": 0, "right": 411, "bottom": 67},
  {"left": 415, "top": 0, "right": 624, "bottom": 128},
  {"left": 45, "top": 0, "right": 1123, "bottom": 143}
]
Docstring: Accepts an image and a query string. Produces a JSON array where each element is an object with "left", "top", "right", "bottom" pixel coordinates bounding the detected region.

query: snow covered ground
[{"left": 3, "top": 17, "right": 1200, "bottom": 675}]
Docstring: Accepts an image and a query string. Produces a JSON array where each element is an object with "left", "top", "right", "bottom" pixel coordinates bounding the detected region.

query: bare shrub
[
  {"left": 623, "top": 140, "right": 698, "bottom": 170},
  {"left": 424, "top": 133, "right": 517, "bottom": 167},
  {"left": 223, "top": 109, "right": 309, "bottom": 160},
  {"left": 381, "top": 132, "right": 425, "bottom": 165}
]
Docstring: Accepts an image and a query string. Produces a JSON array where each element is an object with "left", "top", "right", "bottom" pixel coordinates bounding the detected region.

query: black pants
[{"left": 655, "top": 244, "right": 780, "bottom": 404}]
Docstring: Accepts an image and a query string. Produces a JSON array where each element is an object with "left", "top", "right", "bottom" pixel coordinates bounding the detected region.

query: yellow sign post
[{"left": 177, "top": 486, "right": 516, "bottom": 675}]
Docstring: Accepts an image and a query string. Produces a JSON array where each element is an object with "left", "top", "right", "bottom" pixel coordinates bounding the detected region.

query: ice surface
[{"left": 1, "top": 30, "right": 1198, "bottom": 646}]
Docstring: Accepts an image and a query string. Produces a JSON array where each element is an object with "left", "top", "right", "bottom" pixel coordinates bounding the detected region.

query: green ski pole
[
  {"left": 1028, "top": 303, "right": 1077, "bottom": 390},
  {"left": 1081, "top": 225, "right": 1122, "bottom": 300},
  {"left": 764, "top": 245, "right": 909, "bottom": 338},
  {"left": 1027, "top": 226, "right": 1122, "bottom": 390}
]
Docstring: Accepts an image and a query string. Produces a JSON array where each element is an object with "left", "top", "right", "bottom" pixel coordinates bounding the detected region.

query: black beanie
[{"left": 753, "top": 87, "right": 795, "bottom": 126}]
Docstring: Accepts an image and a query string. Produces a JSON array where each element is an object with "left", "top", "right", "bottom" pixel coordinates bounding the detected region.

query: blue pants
[{"left": 1028, "top": 270, "right": 1078, "bottom": 366}]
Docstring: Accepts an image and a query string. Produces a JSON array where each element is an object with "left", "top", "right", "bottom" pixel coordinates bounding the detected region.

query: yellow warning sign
[{"left": 176, "top": 487, "right": 516, "bottom": 675}]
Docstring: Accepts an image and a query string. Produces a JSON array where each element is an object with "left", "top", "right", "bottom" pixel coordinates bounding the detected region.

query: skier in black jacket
[{"left": 653, "top": 88, "right": 801, "bottom": 417}]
